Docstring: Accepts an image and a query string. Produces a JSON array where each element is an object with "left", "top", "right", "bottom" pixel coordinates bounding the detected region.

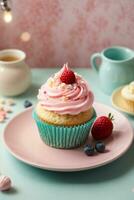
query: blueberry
[
  {"left": 95, "top": 141, "right": 105, "bottom": 153},
  {"left": 24, "top": 100, "right": 32, "bottom": 108},
  {"left": 84, "top": 144, "right": 95, "bottom": 156}
]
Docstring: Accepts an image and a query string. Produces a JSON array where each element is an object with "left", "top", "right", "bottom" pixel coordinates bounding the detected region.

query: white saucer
[{"left": 111, "top": 87, "right": 134, "bottom": 116}]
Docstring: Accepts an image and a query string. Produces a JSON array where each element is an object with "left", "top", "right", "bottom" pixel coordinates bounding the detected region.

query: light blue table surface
[{"left": 0, "top": 68, "right": 134, "bottom": 200}]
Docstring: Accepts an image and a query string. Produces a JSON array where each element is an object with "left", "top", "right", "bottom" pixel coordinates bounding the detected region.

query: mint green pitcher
[{"left": 91, "top": 46, "right": 134, "bottom": 94}]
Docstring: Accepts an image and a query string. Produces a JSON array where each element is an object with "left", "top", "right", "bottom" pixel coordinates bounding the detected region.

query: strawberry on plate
[{"left": 91, "top": 113, "right": 114, "bottom": 140}]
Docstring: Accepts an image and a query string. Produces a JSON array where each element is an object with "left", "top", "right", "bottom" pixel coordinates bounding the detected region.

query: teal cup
[{"left": 90, "top": 46, "right": 134, "bottom": 95}]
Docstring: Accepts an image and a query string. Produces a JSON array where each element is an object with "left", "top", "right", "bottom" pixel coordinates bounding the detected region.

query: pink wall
[{"left": 0, "top": 0, "right": 134, "bottom": 68}]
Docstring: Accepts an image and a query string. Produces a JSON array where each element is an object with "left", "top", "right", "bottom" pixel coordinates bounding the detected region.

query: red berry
[
  {"left": 60, "top": 67, "right": 76, "bottom": 84},
  {"left": 91, "top": 115, "right": 114, "bottom": 140}
]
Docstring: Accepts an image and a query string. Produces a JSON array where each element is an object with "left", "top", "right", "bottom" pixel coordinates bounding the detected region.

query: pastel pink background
[{"left": 0, "top": 0, "right": 134, "bottom": 68}]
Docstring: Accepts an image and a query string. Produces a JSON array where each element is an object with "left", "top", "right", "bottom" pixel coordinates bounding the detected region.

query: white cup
[{"left": 0, "top": 49, "right": 31, "bottom": 96}]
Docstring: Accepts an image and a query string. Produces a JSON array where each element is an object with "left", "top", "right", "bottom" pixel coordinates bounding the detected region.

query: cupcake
[
  {"left": 33, "top": 63, "right": 96, "bottom": 149},
  {"left": 121, "top": 81, "right": 134, "bottom": 113}
]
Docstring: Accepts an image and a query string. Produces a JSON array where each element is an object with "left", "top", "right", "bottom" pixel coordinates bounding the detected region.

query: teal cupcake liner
[{"left": 33, "top": 110, "right": 96, "bottom": 149}]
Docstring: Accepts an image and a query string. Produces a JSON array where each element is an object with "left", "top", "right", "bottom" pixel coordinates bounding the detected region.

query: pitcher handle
[{"left": 90, "top": 53, "right": 102, "bottom": 72}]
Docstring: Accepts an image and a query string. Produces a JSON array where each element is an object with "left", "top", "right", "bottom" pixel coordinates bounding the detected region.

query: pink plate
[{"left": 3, "top": 102, "right": 133, "bottom": 172}]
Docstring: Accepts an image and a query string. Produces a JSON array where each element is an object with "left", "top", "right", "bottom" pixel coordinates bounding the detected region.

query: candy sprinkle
[
  {"left": 24, "top": 100, "right": 32, "bottom": 108},
  {"left": 0, "top": 99, "right": 5, "bottom": 105},
  {"left": 0, "top": 115, "right": 5, "bottom": 122},
  {"left": 0, "top": 106, "right": 4, "bottom": 111},
  {"left": 4, "top": 107, "right": 12, "bottom": 113},
  {"left": 0, "top": 110, "right": 6, "bottom": 117},
  {"left": 6, "top": 99, "right": 15, "bottom": 106},
  {"left": 0, "top": 107, "right": 7, "bottom": 123}
]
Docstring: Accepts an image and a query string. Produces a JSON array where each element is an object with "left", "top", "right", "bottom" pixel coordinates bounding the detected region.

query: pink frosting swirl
[{"left": 37, "top": 64, "right": 94, "bottom": 115}]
